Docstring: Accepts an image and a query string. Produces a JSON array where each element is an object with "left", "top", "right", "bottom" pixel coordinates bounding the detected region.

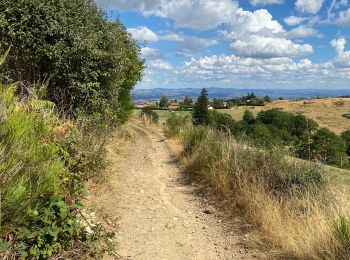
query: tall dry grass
[{"left": 168, "top": 119, "right": 350, "bottom": 259}]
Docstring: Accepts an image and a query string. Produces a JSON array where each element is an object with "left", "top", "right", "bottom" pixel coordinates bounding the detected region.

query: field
[
  {"left": 219, "top": 98, "right": 350, "bottom": 134},
  {"left": 154, "top": 110, "right": 192, "bottom": 122}
]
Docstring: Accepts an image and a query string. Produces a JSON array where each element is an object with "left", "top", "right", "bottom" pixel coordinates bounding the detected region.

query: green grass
[
  {"left": 0, "top": 86, "right": 65, "bottom": 232},
  {"left": 154, "top": 110, "right": 191, "bottom": 122}
]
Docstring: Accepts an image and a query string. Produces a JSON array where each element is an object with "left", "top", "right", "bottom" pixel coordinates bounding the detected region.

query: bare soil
[{"left": 88, "top": 120, "right": 266, "bottom": 260}]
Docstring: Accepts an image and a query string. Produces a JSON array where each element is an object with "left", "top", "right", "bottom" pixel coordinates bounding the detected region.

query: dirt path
[{"left": 97, "top": 121, "right": 265, "bottom": 260}]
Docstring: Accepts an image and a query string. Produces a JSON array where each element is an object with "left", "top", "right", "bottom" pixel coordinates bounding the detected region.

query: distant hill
[{"left": 132, "top": 87, "right": 350, "bottom": 102}]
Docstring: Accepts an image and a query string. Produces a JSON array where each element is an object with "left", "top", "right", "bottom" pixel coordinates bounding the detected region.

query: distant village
[{"left": 134, "top": 92, "right": 271, "bottom": 111}]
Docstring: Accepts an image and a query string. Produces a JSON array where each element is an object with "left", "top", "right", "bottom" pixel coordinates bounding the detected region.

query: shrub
[
  {"left": 242, "top": 109, "right": 255, "bottom": 124},
  {"left": 341, "top": 130, "right": 350, "bottom": 156},
  {"left": 297, "top": 128, "right": 349, "bottom": 167},
  {"left": 0, "top": 86, "right": 65, "bottom": 230},
  {"left": 140, "top": 108, "right": 159, "bottom": 124},
  {"left": 0, "top": 0, "right": 143, "bottom": 117},
  {"left": 291, "top": 114, "right": 318, "bottom": 137},
  {"left": 208, "top": 110, "right": 238, "bottom": 135},
  {"left": 164, "top": 113, "right": 190, "bottom": 138},
  {"left": 257, "top": 108, "right": 294, "bottom": 133}
]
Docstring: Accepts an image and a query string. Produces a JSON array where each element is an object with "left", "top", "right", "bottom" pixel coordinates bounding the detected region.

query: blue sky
[{"left": 96, "top": 0, "right": 350, "bottom": 90}]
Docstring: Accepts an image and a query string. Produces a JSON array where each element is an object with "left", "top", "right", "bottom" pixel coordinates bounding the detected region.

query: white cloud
[
  {"left": 176, "top": 54, "right": 335, "bottom": 85},
  {"left": 95, "top": 0, "right": 162, "bottom": 12},
  {"left": 222, "top": 9, "right": 313, "bottom": 58},
  {"left": 284, "top": 16, "right": 307, "bottom": 26},
  {"left": 98, "top": 0, "right": 239, "bottom": 30},
  {"left": 127, "top": 26, "right": 159, "bottom": 42},
  {"left": 330, "top": 38, "right": 350, "bottom": 67},
  {"left": 250, "top": 0, "right": 284, "bottom": 6},
  {"left": 336, "top": 8, "right": 350, "bottom": 25},
  {"left": 295, "top": 0, "right": 325, "bottom": 14},
  {"left": 148, "top": 59, "right": 173, "bottom": 70},
  {"left": 153, "top": 0, "right": 239, "bottom": 30},
  {"left": 141, "top": 47, "right": 162, "bottom": 59},
  {"left": 231, "top": 35, "right": 313, "bottom": 58},
  {"left": 286, "top": 25, "right": 322, "bottom": 38}
]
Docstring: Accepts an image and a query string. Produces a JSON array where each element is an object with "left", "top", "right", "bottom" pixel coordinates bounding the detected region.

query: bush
[
  {"left": 242, "top": 109, "right": 255, "bottom": 124},
  {"left": 164, "top": 113, "right": 190, "bottom": 138},
  {"left": 341, "top": 130, "right": 350, "bottom": 156},
  {"left": 140, "top": 108, "right": 159, "bottom": 124},
  {"left": 0, "top": 0, "right": 143, "bottom": 117},
  {"left": 257, "top": 108, "right": 294, "bottom": 133},
  {"left": 297, "top": 128, "right": 349, "bottom": 167},
  {"left": 0, "top": 86, "right": 65, "bottom": 230},
  {"left": 208, "top": 110, "right": 238, "bottom": 135}
]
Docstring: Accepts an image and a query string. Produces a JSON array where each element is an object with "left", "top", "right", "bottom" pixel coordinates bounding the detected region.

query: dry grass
[
  {"left": 168, "top": 123, "right": 350, "bottom": 259},
  {"left": 219, "top": 98, "right": 350, "bottom": 134}
]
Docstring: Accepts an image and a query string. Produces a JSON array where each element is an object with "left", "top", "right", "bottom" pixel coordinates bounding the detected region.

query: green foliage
[
  {"left": 257, "top": 108, "right": 294, "bottom": 132},
  {"left": 0, "top": 86, "right": 65, "bottom": 229},
  {"left": 0, "top": 85, "right": 114, "bottom": 258},
  {"left": 0, "top": 0, "right": 143, "bottom": 117},
  {"left": 291, "top": 114, "right": 318, "bottom": 137},
  {"left": 341, "top": 130, "right": 350, "bottom": 156},
  {"left": 60, "top": 117, "right": 110, "bottom": 198},
  {"left": 159, "top": 96, "right": 169, "bottom": 108},
  {"left": 182, "top": 125, "right": 210, "bottom": 154},
  {"left": 208, "top": 110, "right": 238, "bottom": 135},
  {"left": 192, "top": 88, "right": 209, "bottom": 126},
  {"left": 246, "top": 123, "right": 276, "bottom": 147},
  {"left": 227, "top": 92, "right": 265, "bottom": 107},
  {"left": 182, "top": 96, "right": 193, "bottom": 108},
  {"left": 263, "top": 95, "right": 271, "bottom": 103},
  {"left": 212, "top": 98, "right": 226, "bottom": 109},
  {"left": 140, "top": 108, "right": 159, "bottom": 124},
  {"left": 182, "top": 126, "right": 327, "bottom": 196},
  {"left": 164, "top": 113, "right": 190, "bottom": 138},
  {"left": 297, "top": 128, "right": 349, "bottom": 167},
  {"left": 7, "top": 197, "right": 110, "bottom": 259},
  {"left": 334, "top": 215, "right": 350, "bottom": 257},
  {"left": 242, "top": 109, "right": 255, "bottom": 124}
]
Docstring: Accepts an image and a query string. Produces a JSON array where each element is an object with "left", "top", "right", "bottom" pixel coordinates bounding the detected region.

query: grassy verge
[
  {"left": 165, "top": 115, "right": 350, "bottom": 259},
  {"left": 0, "top": 86, "right": 115, "bottom": 258}
]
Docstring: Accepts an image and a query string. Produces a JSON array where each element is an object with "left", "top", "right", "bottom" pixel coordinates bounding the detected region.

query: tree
[
  {"left": 263, "top": 95, "right": 271, "bottom": 103},
  {"left": 0, "top": 0, "right": 144, "bottom": 118},
  {"left": 243, "top": 110, "right": 255, "bottom": 124},
  {"left": 159, "top": 96, "right": 169, "bottom": 107},
  {"left": 193, "top": 88, "right": 209, "bottom": 125},
  {"left": 212, "top": 98, "right": 225, "bottom": 109},
  {"left": 183, "top": 96, "right": 193, "bottom": 106},
  {"left": 291, "top": 114, "right": 318, "bottom": 137},
  {"left": 297, "top": 128, "right": 348, "bottom": 167},
  {"left": 341, "top": 130, "right": 350, "bottom": 156}
]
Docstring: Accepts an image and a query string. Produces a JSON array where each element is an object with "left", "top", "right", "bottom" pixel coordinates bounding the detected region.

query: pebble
[{"left": 203, "top": 206, "right": 216, "bottom": 214}]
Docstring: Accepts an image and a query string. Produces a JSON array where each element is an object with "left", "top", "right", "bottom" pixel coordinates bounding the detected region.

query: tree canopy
[
  {"left": 193, "top": 88, "right": 209, "bottom": 125},
  {"left": 0, "top": 0, "right": 144, "bottom": 119}
]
